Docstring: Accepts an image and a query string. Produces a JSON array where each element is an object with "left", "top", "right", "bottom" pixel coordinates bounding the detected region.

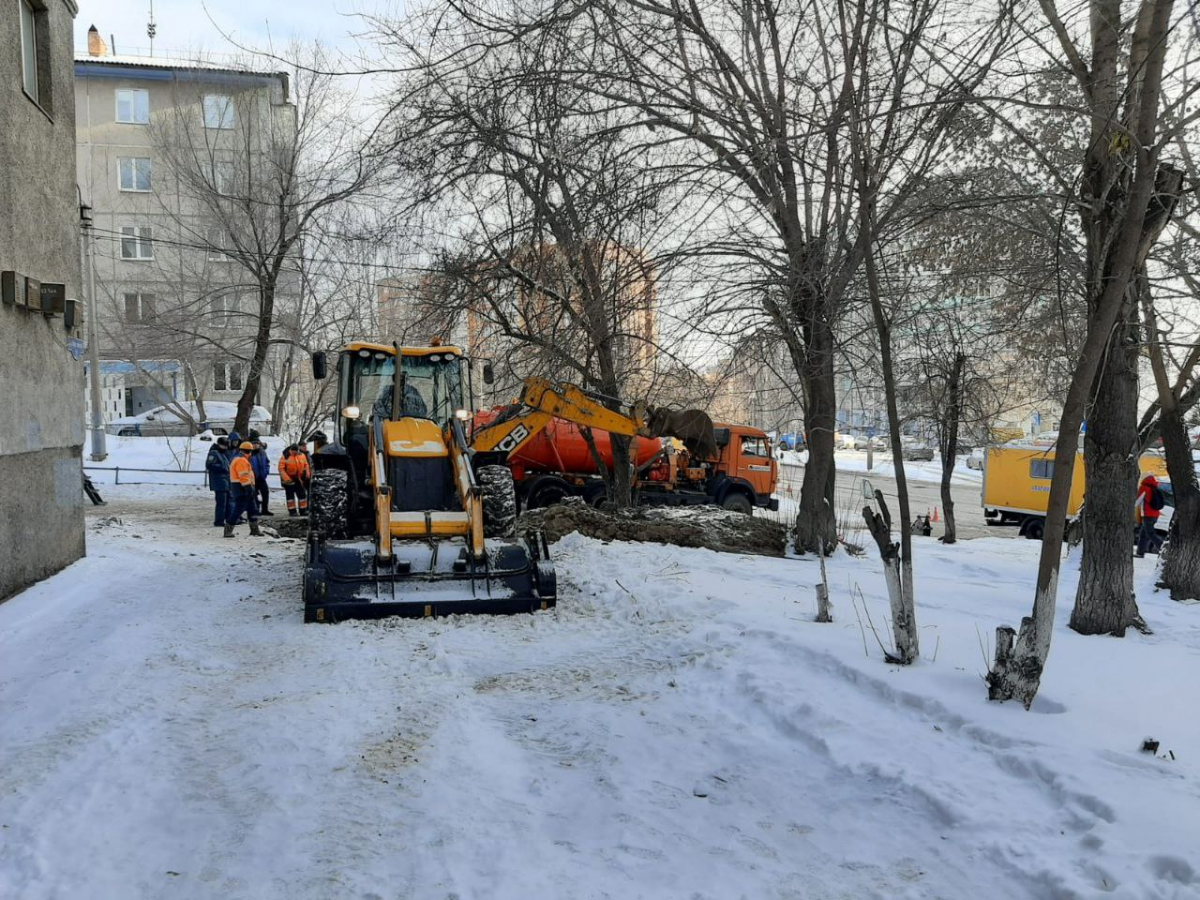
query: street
[{"left": 775, "top": 455, "right": 1019, "bottom": 542}]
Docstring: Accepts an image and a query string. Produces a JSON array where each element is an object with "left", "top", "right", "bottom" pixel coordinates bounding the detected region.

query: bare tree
[
  {"left": 150, "top": 46, "right": 378, "bottom": 436},
  {"left": 989, "top": 0, "right": 1185, "bottom": 707},
  {"left": 377, "top": 8, "right": 680, "bottom": 505}
]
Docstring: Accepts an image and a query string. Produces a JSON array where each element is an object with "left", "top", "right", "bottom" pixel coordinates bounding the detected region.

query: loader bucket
[{"left": 302, "top": 531, "right": 556, "bottom": 623}]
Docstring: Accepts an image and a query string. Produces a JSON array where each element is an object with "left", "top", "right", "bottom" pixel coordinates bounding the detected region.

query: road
[{"left": 774, "top": 456, "right": 1020, "bottom": 542}]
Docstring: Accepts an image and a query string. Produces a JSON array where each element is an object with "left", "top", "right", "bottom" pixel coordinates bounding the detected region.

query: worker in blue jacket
[
  {"left": 248, "top": 430, "right": 273, "bottom": 516},
  {"left": 205, "top": 435, "right": 232, "bottom": 527}
]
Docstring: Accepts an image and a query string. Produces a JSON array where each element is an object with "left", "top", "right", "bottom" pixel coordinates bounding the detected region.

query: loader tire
[
  {"left": 479, "top": 465, "right": 517, "bottom": 538},
  {"left": 309, "top": 468, "right": 349, "bottom": 538}
]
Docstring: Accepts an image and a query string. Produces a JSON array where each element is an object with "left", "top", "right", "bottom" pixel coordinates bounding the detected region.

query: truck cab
[{"left": 711, "top": 424, "right": 779, "bottom": 512}]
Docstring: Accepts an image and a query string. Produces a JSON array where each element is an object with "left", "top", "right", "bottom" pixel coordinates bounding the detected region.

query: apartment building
[
  {"left": 1, "top": 0, "right": 86, "bottom": 599},
  {"left": 74, "top": 29, "right": 298, "bottom": 428}
]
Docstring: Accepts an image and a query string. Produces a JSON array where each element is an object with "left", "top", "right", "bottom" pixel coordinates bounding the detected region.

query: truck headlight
[{"left": 455, "top": 409, "right": 471, "bottom": 421}]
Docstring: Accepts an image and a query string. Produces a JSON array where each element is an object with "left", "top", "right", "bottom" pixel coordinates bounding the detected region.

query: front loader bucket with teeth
[{"left": 302, "top": 531, "right": 556, "bottom": 623}]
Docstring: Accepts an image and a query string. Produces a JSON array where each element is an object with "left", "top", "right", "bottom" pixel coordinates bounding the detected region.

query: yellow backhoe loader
[{"left": 302, "top": 342, "right": 555, "bottom": 623}]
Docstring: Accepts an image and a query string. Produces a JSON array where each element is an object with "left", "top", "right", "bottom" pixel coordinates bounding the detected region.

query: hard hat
[
  {"left": 248, "top": 429, "right": 261, "bottom": 441},
  {"left": 216, "top": 435, "right": 229, "bottom": 445},
  {"left": 309, "top": 430, "right": 327, "bottom": 443},
  {"left": 240, "top": 441, "right": 254, "bottom": 451}
]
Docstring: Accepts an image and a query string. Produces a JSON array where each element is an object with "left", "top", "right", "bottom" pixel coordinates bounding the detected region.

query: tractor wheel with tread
[
  {"left": 309, "top": 468, "right": 349, "bottom": 538},
  {"left": 721, "top": 492, "right": 754, "bottom": 515},
  {"left": 478, "top": 465, "right": 518, "bottom": 538}
]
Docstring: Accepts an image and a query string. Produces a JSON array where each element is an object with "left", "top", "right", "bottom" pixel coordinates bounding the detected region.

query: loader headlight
[
  {"left": 455, "top": 409, "right": 471, "bottom": 421},
  {"left": 342, "top": 405, "right": 361, "bottom": 420}
]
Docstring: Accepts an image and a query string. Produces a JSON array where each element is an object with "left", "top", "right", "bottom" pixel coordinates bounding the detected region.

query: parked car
[
  {"left": 899, "top": 435, "right": 935, "bottom": 461},
  {"left": 966, "top": 447, "right": 986, "bottom": 470},
  {"left": 777, "top": 431, "right": 805, "bottom": 451},
  {"left": 106, "top": 401, "right": 271, "bottom": 437}
]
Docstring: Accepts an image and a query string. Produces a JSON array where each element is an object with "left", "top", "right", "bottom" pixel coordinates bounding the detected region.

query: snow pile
[
  {"left": 0, "top": 488, "right": 1197, "bottom": 899},
  {"left": 519, "top": 499, "right": 789, "bottom": 556}
]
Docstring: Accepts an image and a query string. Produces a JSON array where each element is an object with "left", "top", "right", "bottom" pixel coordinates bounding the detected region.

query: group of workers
[{"left": 205, "top": 430, "right": 327, "bottom": 538}]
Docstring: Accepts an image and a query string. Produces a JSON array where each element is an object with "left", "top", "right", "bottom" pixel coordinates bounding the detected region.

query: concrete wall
[{"left": 0, "top": 0, "right": 86, "bottom": 601}]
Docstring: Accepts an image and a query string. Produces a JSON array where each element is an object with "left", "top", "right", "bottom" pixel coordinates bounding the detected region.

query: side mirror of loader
[
  {"left": 312, "top": 351, "right": 328, "bottom": 381},
  {"left": 482, "top": 362, "right": 494, "bottom": 385}
]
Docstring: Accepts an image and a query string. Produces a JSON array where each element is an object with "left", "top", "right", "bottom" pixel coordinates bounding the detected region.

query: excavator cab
[{"left": 303, "top": 342, "right": 555, "bottom": 623}]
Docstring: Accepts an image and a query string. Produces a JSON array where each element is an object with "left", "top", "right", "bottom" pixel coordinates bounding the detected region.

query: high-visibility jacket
[
  {"left": 278, "top": 454, "right": 309, "bottom": 484},
  {"left": 230, "top": 454, "right": 255, "bottom": 488}
]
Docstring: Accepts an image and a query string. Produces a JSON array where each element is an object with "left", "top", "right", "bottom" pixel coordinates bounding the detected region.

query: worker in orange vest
[
  {"left": 278, "top": 445, "right": 310, "bottom": 516},
  {"left": 225, "top": 441, "right": 263, "bottom": 538}
]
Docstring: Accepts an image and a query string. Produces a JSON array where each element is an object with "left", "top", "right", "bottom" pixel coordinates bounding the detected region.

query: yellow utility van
[{"left": 982, "top": 439, "right": 1168, "bottom": 539}]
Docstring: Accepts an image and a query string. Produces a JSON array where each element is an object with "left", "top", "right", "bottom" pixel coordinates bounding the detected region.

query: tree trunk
[
  {"left": 610, "top": 433, "right": 634, "bottom": 508},
  {"left": 1071, "top": 303, "right": 1140, "bottom": 635},
  {"left": 862, "top": 492, "right": 917, "bottom": 664},
  {"left": 235, "top": 281, "right": 276, "bottom": 436},
  {"left": 940, "top": 353, "right": 965, "bottom": 545},
  {"left": 795, "top": 317, "right": 838, "bottom": 554},
  {"left": 1139, "top": 273, "right": 1200, "bottom": 601},
  {"left": 1158, "top": 401, "right": 1200, "bottom": 599},
  {"left": 864, "top": 243, "right": 918, "bottom": 661}
]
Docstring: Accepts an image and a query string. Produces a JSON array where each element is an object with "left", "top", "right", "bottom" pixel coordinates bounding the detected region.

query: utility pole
[{"left": 80, "top": 201, "right": 107, "bottom": 461}]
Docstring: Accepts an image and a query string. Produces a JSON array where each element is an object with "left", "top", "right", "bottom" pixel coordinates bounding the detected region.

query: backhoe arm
[{"left": 472, "top": 377, "right": 649, "bottom": 459}]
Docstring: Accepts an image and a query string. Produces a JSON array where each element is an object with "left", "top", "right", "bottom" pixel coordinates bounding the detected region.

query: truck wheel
[
  {"left": 721, "top": 492, "right": 753, "bottom": 515},
  {"left": 1019, "top": 516, "right": 1045, "bottom": 541},
  {"left": 309, "top": 468, "right": 349, "bottom": 538},
  {"left": 583, "top": 482, "right": 609, "bottom": 508},
  {"left": 528, "top": 476, "right": 571, "bottom": 510},
  {"left": 479, "top": 465, "right": 517, "bottom": 538}
]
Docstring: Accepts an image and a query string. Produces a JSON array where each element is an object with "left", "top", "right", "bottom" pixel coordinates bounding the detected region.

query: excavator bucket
[{"left": 302, "top": 531, "right": 556, "bottom": 623}]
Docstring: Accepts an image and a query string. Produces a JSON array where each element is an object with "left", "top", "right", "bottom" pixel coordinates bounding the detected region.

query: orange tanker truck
[{"left": 472, "top": 383, "right": 779, "bottom": 513}]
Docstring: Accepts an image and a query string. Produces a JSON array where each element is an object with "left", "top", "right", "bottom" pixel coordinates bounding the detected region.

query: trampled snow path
[{"left": 1, "top": 486, "right": 1198, "bottom": 899}]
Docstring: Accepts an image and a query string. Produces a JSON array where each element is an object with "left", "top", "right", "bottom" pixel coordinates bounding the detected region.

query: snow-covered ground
[{"left": 2, "top": 486, "right": 1198, "bottom": 899}]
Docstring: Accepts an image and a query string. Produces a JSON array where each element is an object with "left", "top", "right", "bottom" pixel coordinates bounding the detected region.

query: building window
[
  {"left": 118, "top": 157, "right": 152, "bottom": 192},
  {"left": 213, "top": 361, "right": 244, "bottom": 392},
  {"left": 210, "top": 293, "right": 239, "bottom": 321},
  {"left": 212, "top": 160, "right": 235, "bottom": 194},
  {"left": 19, "top": 0, "right": 37, "bottom": 100},
  {"left": 123, "top": 292, "right": 157, "bottom": 323},
  {"left": 120, "top": 226, "right": 154, "bottom": 260},
  {"left": 203, "top": 94, "right": 235, "bottom": 129},
  {"left": 206, "top": 227, "right": 232, "bottom": 261},
  {"left": 116, "top": 89, "right": 150, "bottom": 124}
]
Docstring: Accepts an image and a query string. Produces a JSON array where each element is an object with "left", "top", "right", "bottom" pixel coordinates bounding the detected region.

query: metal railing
[{"left": 84, "top": 466, "right": 283, "bottom": 488}]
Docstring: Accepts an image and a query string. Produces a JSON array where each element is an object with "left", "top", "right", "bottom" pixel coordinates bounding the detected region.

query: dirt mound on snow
[{"left": 519, "top": 501, "right": 787, "bottom": 557}]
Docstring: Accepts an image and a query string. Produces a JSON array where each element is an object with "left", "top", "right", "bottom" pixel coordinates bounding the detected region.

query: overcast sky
[{"left": 72, "top": 0, "right": 396, "bottom": 59}]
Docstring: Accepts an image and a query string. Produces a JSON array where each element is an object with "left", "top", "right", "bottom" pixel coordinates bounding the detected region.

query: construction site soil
[{"left": 517, "top": 500, "right": 788, "bottom": 557}]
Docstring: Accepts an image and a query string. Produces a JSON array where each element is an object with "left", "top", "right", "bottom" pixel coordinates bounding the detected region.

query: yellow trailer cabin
[{"left": 982, "top": 440, "right": 1168, "bottom": 539}]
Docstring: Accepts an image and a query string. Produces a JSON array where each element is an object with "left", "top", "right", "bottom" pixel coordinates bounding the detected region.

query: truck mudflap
[
  {"left": 766, "top": 496, "right": 780, "bottom": 512},
  {"left": 303, "top": 532, "right": 556, "bottom": 622}
]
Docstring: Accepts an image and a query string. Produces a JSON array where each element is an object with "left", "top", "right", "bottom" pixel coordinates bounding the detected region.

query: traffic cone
[{"left": 932, "top": 506, "right": 940, "bottom": 523}]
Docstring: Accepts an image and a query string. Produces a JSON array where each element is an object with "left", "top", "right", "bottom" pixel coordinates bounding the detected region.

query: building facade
[
  {"left": 0, "top": 0, "right": 86, "bottom": 600},
  {"left": 74, "top": 31, "right": 298, "bottom": 431}
]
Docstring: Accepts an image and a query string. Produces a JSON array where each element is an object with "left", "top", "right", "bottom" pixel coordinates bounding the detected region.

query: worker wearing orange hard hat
[{"left": 225, "top": 441, "right": 263, "bottom": 538}]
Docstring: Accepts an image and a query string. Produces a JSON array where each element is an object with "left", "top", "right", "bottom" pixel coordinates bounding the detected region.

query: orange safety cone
[{"left": 932, "top": 506, "right": 940, "bottom": 523}]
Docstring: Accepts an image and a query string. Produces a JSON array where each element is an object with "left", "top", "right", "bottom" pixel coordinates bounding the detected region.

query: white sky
[{"left": 72, "top": 0, "right": 397, "bottom": 59}]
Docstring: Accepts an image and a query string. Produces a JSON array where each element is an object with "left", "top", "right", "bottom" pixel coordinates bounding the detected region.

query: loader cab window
[{"left": 342, "top": 349, "right": 465, "bottom": 429}]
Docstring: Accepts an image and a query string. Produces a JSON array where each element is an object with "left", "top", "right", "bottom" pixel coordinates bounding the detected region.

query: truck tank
[{"left": 473, "top": 409, "right": 664, "bottom": 476}]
